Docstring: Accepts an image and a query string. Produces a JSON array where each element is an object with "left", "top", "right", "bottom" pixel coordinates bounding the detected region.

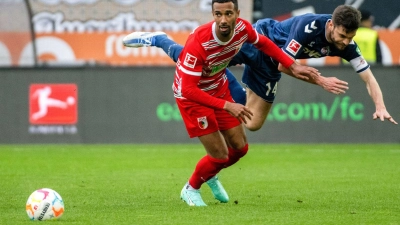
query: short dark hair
[
  {"left": 212, "top": 0, "right": 238, "bottom": 11},
  {"left": 332, "top": 5, "right": 361, "bottom": 33}
]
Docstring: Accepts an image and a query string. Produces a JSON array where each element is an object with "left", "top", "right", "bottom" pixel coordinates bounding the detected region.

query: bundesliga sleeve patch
[
  {"left": 184, "top": 53, "right": 197, "bottom": 69},
  {"left": 286, "top": 39, "right": 302, "bottom": 56}
]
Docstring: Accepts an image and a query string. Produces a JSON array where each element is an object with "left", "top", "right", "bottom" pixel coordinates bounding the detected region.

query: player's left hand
[
  {"left": 373, "top": 109, "right": 398, "bottom": 125},
  {"left": 316, "top": 76, "right": 349, "bottom": 94}
]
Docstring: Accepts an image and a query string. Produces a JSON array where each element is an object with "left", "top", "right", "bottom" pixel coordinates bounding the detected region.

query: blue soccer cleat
[
  {"left": 122, "top": 31, "right": 167, "bottom": 48},
  {"left": 206, "top": 175, "right": 229, "bottom": 203},
  {"left": 180, "top": 183, "right": 207, "bottom": 207}
]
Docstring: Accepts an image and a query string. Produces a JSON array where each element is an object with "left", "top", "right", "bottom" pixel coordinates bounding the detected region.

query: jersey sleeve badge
[
  {"left": 184, "top": 53, "right": 197, "bottom": 69},
  {"left": 286, "top": 39, "right": 302, "bottom": 56}
]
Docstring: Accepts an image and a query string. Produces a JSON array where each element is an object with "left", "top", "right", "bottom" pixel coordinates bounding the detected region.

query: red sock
[
  {"left": 188, "top": 155, "right": 228, "bottom": 189},
  {"left": 224, "top": 144, "right": 248, "bottom": 168}
]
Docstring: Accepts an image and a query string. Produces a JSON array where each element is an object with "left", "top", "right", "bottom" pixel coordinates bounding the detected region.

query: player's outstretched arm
[
  {"left": 278, "top": 62, "right": 349, "bottom": 95},
  {"left": 359, "top": 69, "right": 397, "bottom": 125}
]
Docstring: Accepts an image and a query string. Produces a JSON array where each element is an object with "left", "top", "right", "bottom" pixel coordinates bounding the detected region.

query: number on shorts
[{"left": 265, "top": 82, "right": 278, "bottom": 96}]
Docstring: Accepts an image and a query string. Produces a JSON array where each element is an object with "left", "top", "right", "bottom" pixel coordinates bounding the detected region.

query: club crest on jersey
[
  {"left": 184, "top": 53, "right": 197, "bottom": 69},
  {"left": 286, "top": 39, "right": 302, "bottom": 55},
  {"left": 197, "top": 116, "right": 208, "bottom": 129},
  {"left": 321, "top": 46, "right": 330, "bottom": 55}
]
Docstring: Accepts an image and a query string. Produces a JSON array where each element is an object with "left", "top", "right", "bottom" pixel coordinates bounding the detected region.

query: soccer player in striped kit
[{"left": 125, "top": 0, "right": 321, "bottom": 206}]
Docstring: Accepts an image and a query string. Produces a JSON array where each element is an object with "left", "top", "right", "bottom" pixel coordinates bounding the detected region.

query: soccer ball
[{"left": 25, "top": 188, "right": 65, "bottom": 221}]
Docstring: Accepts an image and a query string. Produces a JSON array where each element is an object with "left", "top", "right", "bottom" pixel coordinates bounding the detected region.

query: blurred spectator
[{"left": 353, "top": 10, "right": 382, "bottom": 64}]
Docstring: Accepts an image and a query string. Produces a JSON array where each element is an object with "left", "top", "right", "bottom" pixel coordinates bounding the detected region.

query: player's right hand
[
  {"left": 373, "top": 109, "right": 398, "bottom": 125},
  {"left": 316, "top": 76, "right": 349, "bottom": 95},
  {"left": 290, "top": 63, "right": 321, "bottom": 81},
  {"left": 223, "top": 101, "right": 253, "bottom": 124}
]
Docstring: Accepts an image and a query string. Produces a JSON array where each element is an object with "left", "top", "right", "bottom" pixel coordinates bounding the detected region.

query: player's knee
[
  {"left": 229, "top": 140, "right": 247, "bottom": 151},
  {"left": 208, "top": 150, "right": 229, "bottom": 160},
  {"left": 245, "top": 122, "right": 263, "bottom": 132}
]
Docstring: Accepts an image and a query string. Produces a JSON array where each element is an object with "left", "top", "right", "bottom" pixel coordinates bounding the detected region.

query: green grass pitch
[{"left": 1, "top": 144, "right": 399, "bottom": 225}]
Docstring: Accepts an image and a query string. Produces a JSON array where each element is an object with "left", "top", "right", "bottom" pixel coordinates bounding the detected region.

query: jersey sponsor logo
[
  {"left": 303, "top": 47, "right": 321, "bottom": 58},
  {"left": 304, "top": 21, "right": 317, "bottom": 33},
  {"left": 210, "top": 61, "right": 229, "bottom": 76},
  {"left": 184, "top": 53, "right": 197, "bottom": 69},
  {"left": 197, "top": 116, "right": 208, "bottom": 129},
  {"left": 286, "top": 39, "right": 302, "bottom": 55}
]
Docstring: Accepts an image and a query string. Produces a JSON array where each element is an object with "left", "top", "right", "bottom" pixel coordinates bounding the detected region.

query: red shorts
[{"left": 176, "top": 96, "right": 241, "bottom": 138}]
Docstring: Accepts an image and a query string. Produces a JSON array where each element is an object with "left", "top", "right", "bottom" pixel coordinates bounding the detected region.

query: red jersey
[{"left": 173, "top": 18, "right": 293, "bottom": 109}]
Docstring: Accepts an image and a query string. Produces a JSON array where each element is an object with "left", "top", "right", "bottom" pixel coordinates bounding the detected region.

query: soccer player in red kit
[{"left": 173, "top": 0, "right": 320, "bottom": 206}]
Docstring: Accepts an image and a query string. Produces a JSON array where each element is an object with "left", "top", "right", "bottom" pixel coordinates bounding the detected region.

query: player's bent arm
[{"left": 181, "top": 74, "right": 225, "bottom": 109}]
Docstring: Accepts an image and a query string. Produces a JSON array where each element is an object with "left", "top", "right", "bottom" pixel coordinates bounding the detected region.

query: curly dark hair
[
  {"left": 332, "top": 5, "right": 361, "bottom": 33},
  {"left": 212, "top": 0, "right": 238, "bottom": 11}
]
